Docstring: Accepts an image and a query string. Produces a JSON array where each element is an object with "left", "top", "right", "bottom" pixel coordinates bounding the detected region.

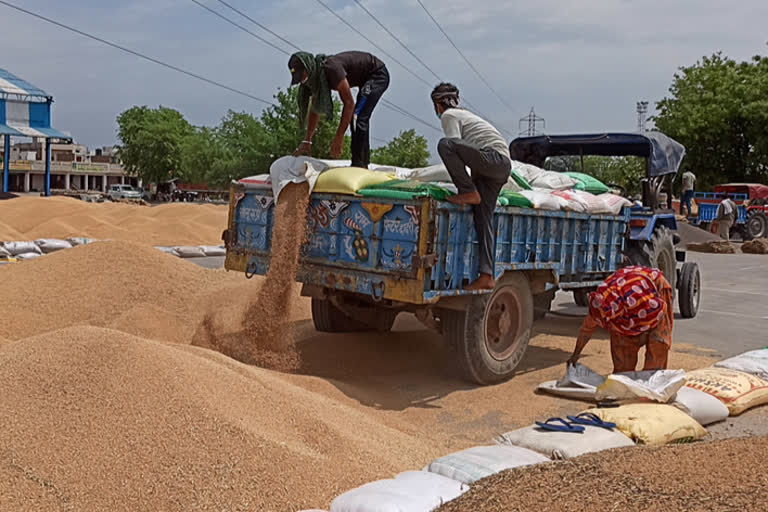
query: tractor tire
[
  {"left": 311, "top": 298, "right": 398, "bottom": 333},
  {"left": 746, "top": 210, "right": 767, "bottom": 240},
  {"left": 573, "top": 288, "right": 591, "bottom": 307},
  {"left": 443, "top": 273, "right": 533, "bottom": 385},
  {"left": 678, "top": 262, "right": 701, "bottom": 319},
  {"left": 533, "top": 289, "right": 556, "bottom": 320},
  {"left": 623, "top": 226, "right": 678, "bottom": 295}
]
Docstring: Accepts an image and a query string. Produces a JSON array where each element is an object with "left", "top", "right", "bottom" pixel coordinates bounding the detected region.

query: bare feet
[
  {"left": 465, "top": 273, "right": 496, "bottom": 291},
  {"left": 447, "top": 190, "right": 481, "bottom": 205}
]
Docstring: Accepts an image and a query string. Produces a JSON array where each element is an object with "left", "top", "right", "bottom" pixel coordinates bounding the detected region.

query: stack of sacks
[{"left": 686, "top": 353, "right": 768, "bottom": 416}]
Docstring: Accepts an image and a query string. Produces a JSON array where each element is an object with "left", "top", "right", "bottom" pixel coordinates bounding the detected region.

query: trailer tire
[
  {"left": 624, "top": 226, "right": 677, "bottom": 296},
  {"left": 311, "top": 298, "right": 397, "bottom": 332},
  {"left": 534, "top": 289, "right": 556, "bottom": 320},
  {"left": 678, "top": 262, "right": 701, "bottom": 319},
  {"left": 746, "top": 210, "right": 767, "bottom": 240},
  {"left": 446, "top": 273, "right": 533, "bottom": 385}
]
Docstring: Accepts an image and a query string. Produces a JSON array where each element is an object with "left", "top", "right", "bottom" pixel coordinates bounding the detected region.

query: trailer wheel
[
  {"left": 624, "top": 226, "right": 677, "bottom": 295},
  {"left": 311, "top": 298, "right": 398, "bottom": 333},
  {"left": 746, "top": 210, "right": 767, "bottom": 240},
  {"left": 533, "top": 289, "right": 556, "bottom": 320},
  {"left": 445, "top": 273, "right": 533, "bottom": 385},
  {"left": 678, "top": 262, "right": 701, "bottom": 319}
]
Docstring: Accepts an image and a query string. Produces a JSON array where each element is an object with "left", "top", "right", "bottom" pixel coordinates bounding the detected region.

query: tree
[
  {"left": 116, "top": 106, "right": 192, "bottom": 185},
  {"left": 179, "top": 127, "right": 236, "bottom": 187},
  {"left": 654, "top": 52, "right": 768, "bottom": 191},
  {"left": 371, "top": 129, "right": 430, "bottom": 168}
]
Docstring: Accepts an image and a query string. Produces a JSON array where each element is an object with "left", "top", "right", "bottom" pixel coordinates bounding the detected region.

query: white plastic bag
[
  {"left": 2, "top": 241, "right": 41, "bottom": 256},
  {"left": 15, "top": 252, "right": 42, "bottom": 260},
  {"left": 426, "top": 445, "right": 548, "bottom": 484},
  {"left": 520, "top": 189, "right": 566, "bottom": 211},
  {"left": 598, "top": 193, "right": 632, "bottom": 215},
  {"left": 570, "top": 189, "right": 613, "bottom": 214},
  {"left": 200, "top": 245, "right": 226, "bottom": 257},
  {"left": 173, "top": 246, "right": 206, "bottom": 258},
  {"left": 551, "top": 190, "right": 589, "bottom": 213},
  {"left": 66, "top": 237, "right": 97, "bottom": 246},
  {"left": 560, "top": 363, "right": 606, "bottom": 391},
  {"left": 595, "top": 370, "right": 686, "bottom": 403},
  {"left": 0, "top": 245, "right": 10, "bottom": 257},
  {"left": 269, "top": 155, "right": 330, "bottom": 202},
  {"left": 497, "top": 424, "right": 634, "bottom": 460},
  {"left": 330, "top": 471, "right": 468, "bottom": 512},
  {"left": 510, "top": 160, "right": 546, "bottom": 183},
  {"left": 34, "top": 238, "right": 73, "bottom": 253},
  {"left": 672, "top": 386, "right": 729, "bottom": 426},
  {"left": 154, "top": 246, "right": 180, "bottom": 256},
  {"left": 528, "top": 171, "right": 579, "bottom": 191},
  {"left": 714, "top": 349, "right": 768, "bottom": 380},
  {"left": 404, "top": 163, "right": 471, "bottom": 183}
]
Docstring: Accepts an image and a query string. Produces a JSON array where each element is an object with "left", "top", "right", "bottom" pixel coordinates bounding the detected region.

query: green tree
[
  {"left": 116, "top": 106, "right": 192, "bottom": 185},
  {"left": 179, "top": 127, "right": 236, "bottom": 187},
  {"left": 654, "top": 52, "right": 768, "bottom": 191},
  {"left": 371, "top": 129, "right": 430, "bottom": 168}
]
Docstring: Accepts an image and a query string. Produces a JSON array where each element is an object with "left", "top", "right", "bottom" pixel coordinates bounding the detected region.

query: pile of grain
[
  {"left": 193, "top": 183, "right": 309, "bottom": 371},
  {"left": 0, "top": 326, "right": 437, "bottom": 511},
  {"left": 439, "top": 436, "right": 768, "bottom": 511},
  {"left": 742, "top": 238, "right": 768, "bottom": 254},
  {"left": 687, "top": 240, "right": 737, "bottom": 253},
  {"left": 0, "top": 240, "right": 243, "bottom": 342},
  {"left": 0, "top": 196, "right": 226, "bottom": 245},
  {"left": 676, "top": 222, "right": 722, "bottom": 246}
]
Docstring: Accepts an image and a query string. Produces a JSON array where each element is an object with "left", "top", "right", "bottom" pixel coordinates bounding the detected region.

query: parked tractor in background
[{"left": 691, "top": 183, "right": 768, "bottom": 240}]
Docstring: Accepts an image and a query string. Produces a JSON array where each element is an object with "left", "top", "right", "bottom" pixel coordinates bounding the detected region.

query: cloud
[{"left": 1, "top": 0, "right": 766, "bottom": 155}]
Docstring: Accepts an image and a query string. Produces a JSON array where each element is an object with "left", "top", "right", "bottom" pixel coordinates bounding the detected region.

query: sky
[{"left": 1, "top": 0, "right": 767, "bottom": 159}]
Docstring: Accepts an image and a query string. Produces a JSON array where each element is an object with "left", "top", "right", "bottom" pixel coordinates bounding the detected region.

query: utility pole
[
  {"left": 636, "top": 101, "right": 649, "bottom": 132},
  {"left": 519, "top": 107, "right": 545, "bottom": 136}
]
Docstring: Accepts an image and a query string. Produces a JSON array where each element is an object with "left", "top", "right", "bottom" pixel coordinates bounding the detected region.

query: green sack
[
  {"left": 358, "top": 179, "right": 454, "bottom": 201},
  {"left": 499, "top": 190, "right": 533, "bottom": 208},
  {"left": 510, "top": 170, "right": 532, "bottom": 190},
  {"left": 564, "top": 172, "right": 610, "bottom": 194}
]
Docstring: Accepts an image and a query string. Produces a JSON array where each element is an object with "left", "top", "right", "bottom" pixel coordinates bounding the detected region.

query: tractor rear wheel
[
  {"left": 746, "top": 210, "right": 767, "bottom": 240},
  {"left": 623, "top": 226, "right": 678, "bottom": 295}
]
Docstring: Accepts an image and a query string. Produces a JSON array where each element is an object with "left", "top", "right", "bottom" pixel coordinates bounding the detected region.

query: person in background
[
  {"left": 567, "top": 266, "right": 673, "bottom": 373},
  {"left": 431, "top": 82, "right": 511, "bottom": 291},
  {"left": 715, "top": 193, "right": 738, "bottom": 241},
  {"left": 680, "top": 169, "right": 696, "bottom": 216},
  {"left": 289, "top": 51, "right": 389, "bottom": 168}
]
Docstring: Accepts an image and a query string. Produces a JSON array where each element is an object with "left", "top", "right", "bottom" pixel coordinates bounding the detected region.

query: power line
[
  {"left": 212, "top": 0, "right": 302, "bottom": 53},
  {"left": 192, "top": 0, "right": 441, "bottom": 132},
  {"left": 353, "top": 0, "right": 440, "bottom": 82},
  {"left": 0, "top": 0, "right": 276, "bottom": 106},
  {"left": 312, "top": 0, "right": 431, "bottom": 87},
  {"left": 189, "top": 0, "right": 290, "bottom": 55},
  {"left": 350, "top": 0, "right": 514, "bottom": 138},
  {"left": 416, "top": 0, "right": 516, "bottom": 114}
]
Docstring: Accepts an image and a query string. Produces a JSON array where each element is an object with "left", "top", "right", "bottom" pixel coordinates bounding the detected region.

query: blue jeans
[{"left": 681, "top": 190, "right": 694, "bottom": 215}]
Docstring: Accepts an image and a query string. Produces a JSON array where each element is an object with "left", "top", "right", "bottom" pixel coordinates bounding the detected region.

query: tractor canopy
[
  {"left": 509, "top": 132, "right": 686, "bottom": 178},
  {"left": 713, "top": 183, "right": 768, "bottom": 200}
]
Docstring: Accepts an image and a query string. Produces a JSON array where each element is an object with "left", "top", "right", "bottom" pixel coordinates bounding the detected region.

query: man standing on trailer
[
  {"left": 289, "top": 51, "right": 389, "bottom": 168},
  {"left": 431, "top": 82, "right": 511, "bottom": 291},
  {"left": 680, "top": 169, "right": 696, "bottom": 216}
]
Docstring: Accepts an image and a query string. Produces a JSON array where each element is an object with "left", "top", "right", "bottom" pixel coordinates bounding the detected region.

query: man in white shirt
[
  {"left": 431, "top": 83, "right": 511, "bottom": 291},
  {"left": 680, "top": 170, "right": 696, "bottom": 216},
  {"left": 715, "top": 193, "right": 737, "bottom": 241}
]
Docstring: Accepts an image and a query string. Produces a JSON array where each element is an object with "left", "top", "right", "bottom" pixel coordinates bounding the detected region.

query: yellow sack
[
  {"left": 584, "top": 403, "right": 706, "bottom": 446},
  {"left": 313, "top": 167, "right": 394, "bottom": 195},
  {"left": 685, "top": 367, "right": 768, "bottom": 415}
]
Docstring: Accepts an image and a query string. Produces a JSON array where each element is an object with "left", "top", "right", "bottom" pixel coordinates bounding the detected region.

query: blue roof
[{"left": 0, "top": 68, "right": 52, "bottom": 102}]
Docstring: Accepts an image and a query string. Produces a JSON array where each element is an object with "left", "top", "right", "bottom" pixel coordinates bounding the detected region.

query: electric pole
[
  {"left": 519, "top": 107, "right": 545, "bottom": 136},
  {"left": 636, "top": 101, "right": 649, "bottom": 132}
]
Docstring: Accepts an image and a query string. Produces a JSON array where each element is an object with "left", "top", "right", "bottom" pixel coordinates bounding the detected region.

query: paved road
[{"left": 192, "top": 252, "right": 768, "bottom": 358}]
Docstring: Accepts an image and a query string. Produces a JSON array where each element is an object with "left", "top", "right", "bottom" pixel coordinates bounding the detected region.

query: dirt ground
[{"left": 439, "top": 436, "right": 768, "bottom": 512}]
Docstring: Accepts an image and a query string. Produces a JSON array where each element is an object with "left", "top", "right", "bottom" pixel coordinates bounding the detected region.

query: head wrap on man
[{"left": 289, "top": 52, "right": 334, "bottom": 128}]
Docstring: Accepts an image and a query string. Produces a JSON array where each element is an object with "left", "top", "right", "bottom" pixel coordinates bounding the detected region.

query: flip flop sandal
[
  {"left": 567, "top": 413, "right": 617, "bottom": 430},
  {"left": 534, "top": 417, "right": 585, "bottom": 433}
]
